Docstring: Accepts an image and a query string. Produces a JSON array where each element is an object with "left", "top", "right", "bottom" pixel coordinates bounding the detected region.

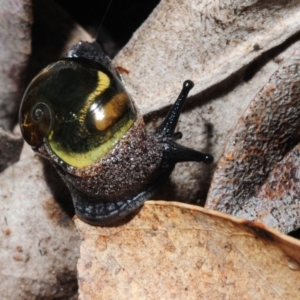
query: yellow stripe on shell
[
  {"left": 48, "top": 116, "right": 134, "bottom": 168},
  {"left": 78, "top": 71, "right": 110, "bottom": 126},
  {"left": 94, "top": 91, "right": 129, "bottom": 131}
]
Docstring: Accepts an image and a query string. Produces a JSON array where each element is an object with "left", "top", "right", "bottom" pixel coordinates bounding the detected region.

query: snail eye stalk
[{"left": 155, "top": 80, "right": 213, "bottom": 165}]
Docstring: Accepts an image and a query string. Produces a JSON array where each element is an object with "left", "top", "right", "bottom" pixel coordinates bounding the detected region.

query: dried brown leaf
[
  {"left": 227, "top": 143, "right": 300, "bottom": 234},
  {"left": 114, "top": 0, "right": 300, "bottom": 115},
  {"left": 0, "top": 157, "right": 80, "bottom": 299},
  {"left": 253, "top": 143, "right": 300, "bottom": 232},
  {"left": 76, "top": 201, "right": 300, "bottom": 300},
  {"left": 206, "top": 46, "right": 300, "bottom": 233},
  {"left": 0, "top": 0, "right": 32, "bottom": 130}
]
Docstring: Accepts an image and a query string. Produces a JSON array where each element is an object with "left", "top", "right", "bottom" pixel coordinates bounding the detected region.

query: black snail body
[{"left": 19, "top": 40, "right": 213, "bottom": 226}]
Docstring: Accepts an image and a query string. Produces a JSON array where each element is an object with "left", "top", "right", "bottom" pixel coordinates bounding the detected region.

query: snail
[{"left": 19, "top": 40, "right": 213, "bottom": 226}]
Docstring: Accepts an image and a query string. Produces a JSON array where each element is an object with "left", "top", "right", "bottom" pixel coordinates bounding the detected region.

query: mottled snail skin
[{"left": 19, "top": 41, "right": 213, "bottom": 226}]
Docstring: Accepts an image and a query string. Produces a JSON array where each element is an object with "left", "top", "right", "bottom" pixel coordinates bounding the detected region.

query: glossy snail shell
[{"left": 19, "top": 41, "right": 213, "bottom": 225}]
